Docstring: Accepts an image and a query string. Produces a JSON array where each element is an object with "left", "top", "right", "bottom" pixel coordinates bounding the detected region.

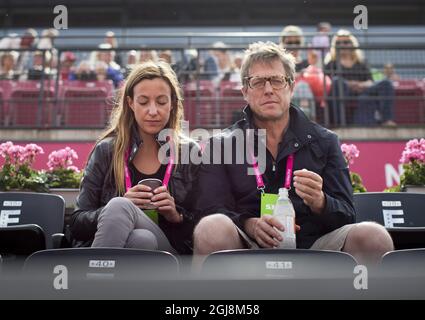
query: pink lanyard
[
  {"left": 124, "top": 145, "right": 175, "bottom": 192},
  {"left": 251, "top": 153, "right": 294, "bottom": 193}
]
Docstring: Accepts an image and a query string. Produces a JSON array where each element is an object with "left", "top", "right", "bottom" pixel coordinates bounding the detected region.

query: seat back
[
  {"left": 24, "top": 248, "right": 180, "bottom": 282},
  {"left": 61, "top": 87, "right": 108, "bottom": 127},
  {"left": 382, "top": 249, "right": 425, "bottom": 275},
  {"left": 219, "top": 81, "right": 244, "bottom": 127},
  {"left": 353, "top": 192, "right": 425, "bottom": 227},
  {"left": 393, "top": 82, "right": 425, "bottom": 125},
  {"left": 183, "top": 80, "right": 216, "bottom": 128},
  {"left": 201, "top": 248, "right": 357, "bottom": 280},
  {"left": 0, "top": 224, "right": 45, "bottom": 255},
  {"left": 354, "top": 192, "right": 425, "bottom": 249},
  {"left": 0, "top": 192, "right": 65, "bottom": 250},
  {"left": 8, "top": 87, "right": 54, "bottom": 127}
]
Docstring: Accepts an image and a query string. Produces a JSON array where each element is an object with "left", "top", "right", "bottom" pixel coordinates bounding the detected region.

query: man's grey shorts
[{"left": 236, "top": 223, "right": 356, "bottom": 251}]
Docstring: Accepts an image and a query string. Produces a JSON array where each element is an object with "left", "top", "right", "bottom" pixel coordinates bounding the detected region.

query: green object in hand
[{"left": 144, "top": 209, "right": 159, "bottom": 224}]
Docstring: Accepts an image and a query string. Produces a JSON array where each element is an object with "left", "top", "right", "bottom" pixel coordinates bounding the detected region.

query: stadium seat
[
  {"left": 24, "top": 248, "right": 180, "bottom": 285},
  {"left": 0, "top": 224, "right": 45, "bottom": 256},
  {"left": 201, "top": 248, "right": 357, "bottom": 280},
  {"left": 183, "top": 80, "right": 217, "bottom": 128},
  {"left": 353, "top": 192, "right": 425, "bottom": 249},
  {"left": 0, "top": 192, "right": 66, "bottom": 255},
  {"left": 219, "top": 81, "right": 245, "bottom": 128},
  {"left": 8, "top": 85, "right": 55, "bottom": 127},
  {"left": 393, "top": 81, "right": 425, "bottom": 125},
  {"left": 381, "top": 248, "right": 425, "bottom": 277},
  {"left": 61, "top": 87, "right": 109, "bottom": 127}
]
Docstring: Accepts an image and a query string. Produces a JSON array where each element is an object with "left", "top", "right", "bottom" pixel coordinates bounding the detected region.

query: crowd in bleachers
[{"left": 0, "top": 25, "right": 424, "bottom": 128}]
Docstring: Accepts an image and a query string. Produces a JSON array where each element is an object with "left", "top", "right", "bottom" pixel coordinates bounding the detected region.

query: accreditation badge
[{"left": 260, "top": 193, "right": 279, "bottom": 217}]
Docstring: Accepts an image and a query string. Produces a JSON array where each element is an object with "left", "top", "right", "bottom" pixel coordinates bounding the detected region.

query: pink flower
[
  {"left": 47, "top": 147, "right": 79, "bottom": 171},
  {"left": 7, "top": 145, "right": 26, "bottom": 165},
  {"left": 21, "top": 143, "right": 44, "bottom": 165},
  {"left": 341, "top": 143, "right": 360, "bottom": 165},
  {"left": 0, "top": 141, "right": 14, "bottom": 158},
  {"left": 400, "top": 138, "right": 425, "bottom": 164}
]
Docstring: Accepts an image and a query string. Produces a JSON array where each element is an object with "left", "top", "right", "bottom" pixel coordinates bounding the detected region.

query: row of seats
[
  {"left": 0, "top": 247, "right": 424, "bottom": 299},
  {"left": 1, "top": 79, "right": 424, "bottom": 128},
  {"left": 0, "top": 80, "right": 114, "bottom": 128},
  {"left": 1, "top": 191, "right": 424, "bottom": 254},
  {"left": 0, "top": 191, "right": 424, "bottom": 298}
]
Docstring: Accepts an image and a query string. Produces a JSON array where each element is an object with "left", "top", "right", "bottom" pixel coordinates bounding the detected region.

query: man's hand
[
  {"left": 244, "top": 216, "right": 301, "bottom": 248},
  {"left": 244, "top": 216, "right": 284, "bottom": 248},
  {"left": 293, "top": 169, "right": 326, "bottom": 214}
]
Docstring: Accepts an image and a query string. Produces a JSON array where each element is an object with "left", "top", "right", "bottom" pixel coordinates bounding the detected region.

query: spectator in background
[
  {"left": 0, "top": 51, "right": 19, "bottom": 80},
  {"left": 104, "top": 31, "right": 123, "bottom": 66},
  {"left": 158, "top": 50, "right": 173, "bottom": 64},
  {"left": 59, "top": 51, "right": 76, "bottom": 80},
  {"left": 0, "top": 29, "right": 38, "bottom": 75},
  {"left": 97, "top": 43, "right": 124, "bottom": 87},
  {"left": 139, "top": 49, "right": 158, "bottom": 63},
  {"left": 94, "top": 61, "right": 108, "bottom": 81},
  {"left": 124, "top": 50, "right": 138, "bottom": 78},
  {"left": 279, "top": 25, "right": 309, "bottom": 73},
  {"left": 324, "top": 29, "right": 396, "bottom": 126},
  {"left": 69, "top": 60, "right": 97, "bottom": 81},
  {"left": 173, "top": 49, "right": 197, "bottom": 83},
  {"left": 200, "top": 43, "right": 220, "bottom": 81},
  {"left": 383, "top": 63, "right": 401, "bottom": 82},
  {"left": 37, "top": 28, "right": 59, "bottom": 69},
  {"left": 311, "top": 22, "right": 332, "bottom": 66},
  {"left": 26, "top": 50, "right": 54, "bottom": 80}
]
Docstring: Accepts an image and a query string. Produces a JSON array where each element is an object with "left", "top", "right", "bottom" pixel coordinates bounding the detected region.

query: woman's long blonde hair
[
  {"left": 325, "top": 29, "right": 364, "bottom": 64},
  {"left": 97, "top": 60, "right": 184, "bottom": 195}
]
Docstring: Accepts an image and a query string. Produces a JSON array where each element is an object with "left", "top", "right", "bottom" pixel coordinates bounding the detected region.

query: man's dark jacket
[
  {"left": 69, "top": 129, "right": 199, "bottom": 254},
  {"left": 195, "top": 104, "right": 355, "bottom": 249}
]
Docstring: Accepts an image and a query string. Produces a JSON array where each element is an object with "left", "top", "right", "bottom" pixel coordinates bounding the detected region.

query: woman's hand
[
  {"left": 124, "top": 184, "right": 154, "bottom": 208},
  {"left": 151, "top": 186, "right": 182, "bottom": 223}
]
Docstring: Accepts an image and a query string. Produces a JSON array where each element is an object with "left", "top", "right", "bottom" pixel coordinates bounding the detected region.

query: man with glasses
[{"left": 193, "top": 41, "right": 393, "bottom": 267}]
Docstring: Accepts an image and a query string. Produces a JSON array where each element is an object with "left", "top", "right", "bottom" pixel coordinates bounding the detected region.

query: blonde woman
[
  {"left": 324, "top": 29, "right": 395, "bottom": 126},
  {"left": 70, "top": 61, "right": 199, "bottom": 254}
]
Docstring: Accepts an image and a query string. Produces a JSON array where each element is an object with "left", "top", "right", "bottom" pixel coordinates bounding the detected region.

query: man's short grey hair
[{"left": 240, "top": 41, "right": 296, "bottom": 87}]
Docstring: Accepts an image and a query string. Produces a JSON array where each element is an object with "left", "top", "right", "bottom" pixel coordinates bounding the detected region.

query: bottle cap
[{"left": 278, "top": 187, "right": 289, "bottom": 197}]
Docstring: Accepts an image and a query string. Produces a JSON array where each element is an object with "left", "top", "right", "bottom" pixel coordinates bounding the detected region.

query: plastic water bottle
[{"left": 272, "top": 188, "right": 296, "bottom": 249}]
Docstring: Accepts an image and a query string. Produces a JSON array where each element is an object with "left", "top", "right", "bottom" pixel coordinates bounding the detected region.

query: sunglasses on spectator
[
  {"left": 336, "top": 40, "right": 353, "bottom": 46},
  {"left": 284, "top": 41, "right": 301, "bottom": 46},
  {"left": 244, "top": 75, "right": 293, "bottom": 90}
]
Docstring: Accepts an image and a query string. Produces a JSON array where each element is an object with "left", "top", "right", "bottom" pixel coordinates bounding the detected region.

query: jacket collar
[
  {"left": 241, "top": 104, "right": 317, "bottom": 161},
  {"left": 127, "top": 124, "right": 166, "bottom": 163}
]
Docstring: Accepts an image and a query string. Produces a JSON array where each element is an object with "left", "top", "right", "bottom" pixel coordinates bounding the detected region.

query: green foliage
[
  {"left": 384, "top": 185, "right": 401, "bottom": 192},
  {"left": 0, "top": 163, "right": 49, "bottom": 192},
  {"left": 46, "top": 168, "right": 83, "bottom": 189},
  {"left": 350, "top": 171, "right": 367, "bottom": 193},
  {"left": 400, "top": 160, "right": 425, "bottom": 188}
]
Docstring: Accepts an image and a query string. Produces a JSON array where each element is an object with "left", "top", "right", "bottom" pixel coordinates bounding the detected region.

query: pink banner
[
  {"left": 344, "top": 140, "right": 406, "bottom": 192},
  {"left": 1, "top": 140, "right": 408, "bottom": 192}
]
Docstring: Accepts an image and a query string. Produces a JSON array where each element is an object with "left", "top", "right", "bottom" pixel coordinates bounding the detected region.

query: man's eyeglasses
[{"left": 244, "top": 76, "right": 293, "bottom": 90}]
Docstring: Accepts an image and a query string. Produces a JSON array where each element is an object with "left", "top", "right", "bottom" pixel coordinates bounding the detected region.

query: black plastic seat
[
  {"left": 201, "top": 248, "right": 357, "bottom": 280},
  {"left": 353, "top": 192, "right": 425, "bottom": 249},
  {"left": 0, "top": 192, "right": 65, "bottom": 256}
]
